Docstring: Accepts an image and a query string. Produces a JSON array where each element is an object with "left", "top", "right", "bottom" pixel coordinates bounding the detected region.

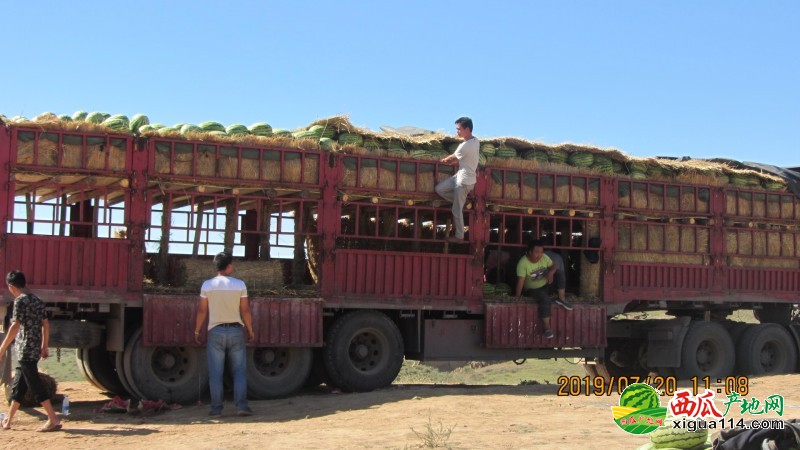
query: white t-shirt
[
  {"left": 454, "top": 137, "right": 479, "bottom": 186},
  {"left": 200, "top": 275, "right": 248, "bottom": 330}
]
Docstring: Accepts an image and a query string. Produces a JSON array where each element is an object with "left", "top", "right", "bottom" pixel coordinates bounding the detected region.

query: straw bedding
[
  {"left": 579, "top": 221, "right": 601, "bottom": 299},
  {"left": 182, "top": 258, "right": 284, "bottom": 290}
]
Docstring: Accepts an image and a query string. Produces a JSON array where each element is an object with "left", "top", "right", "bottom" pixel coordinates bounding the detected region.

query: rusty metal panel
[
  {"left": 616, "top": 263, "right": 712, "bottom": 290},
  {"left": 143, "top": 296, "right": 323, "bottom": 347},
  {"left": 333, "top": 249, "right": 474, "bottom": 299},
  {"left": 4, "top": 235, "right": 128, "bottom": 291},
  {"left": 726, "top": 267, "right": 800, "bottom": 292},
  {"left": 484, "top": 302, "right": 605, "bottom": 348}
]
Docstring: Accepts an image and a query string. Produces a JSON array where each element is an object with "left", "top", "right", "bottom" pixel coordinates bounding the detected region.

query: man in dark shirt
[{"left": 0, "top": 270, "right": 61, "bottom": 432}]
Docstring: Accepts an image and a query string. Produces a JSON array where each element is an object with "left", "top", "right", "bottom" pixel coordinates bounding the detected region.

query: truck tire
[
  {"left": 75, "top": 349, "right": 104, "bottom": 391},
  {"left": 246, "top": 347, "right": 312, "bottom": 399},
  {"left": 677, "top": 321, "right": 735, "bottom": 380},
  {"left": 736, "top": 324, "right": 797, "bottom": 375},
  {"left": 80, "top": 347, "right": 129, "bottom": 396},
  {"left": 123, "top": 327, "right": 208, "bottom": 403},
  {"left": 323, "top": 311, "right": 404, "bottom": 392},
  {"left": 49, "top": 320, "right": 103, "bottom": 349}
]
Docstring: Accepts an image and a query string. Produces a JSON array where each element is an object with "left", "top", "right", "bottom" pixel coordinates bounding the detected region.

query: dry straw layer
[
  {"left": 8, "top": 115, "right": 792, "bottom": 195},
  {"left": 579, "top": 221, "right": 601, "bottom": 299},
  {"left": 182, "top": 259, "right": 284, "bottom": 290},
  {"left": 16, "top": 131, "right": 126, "bottom": 170}
]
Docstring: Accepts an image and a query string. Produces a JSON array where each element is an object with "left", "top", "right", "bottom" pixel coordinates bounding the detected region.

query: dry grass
[
  {"left": 8, "top": 116, "right": 790, "bottom": 191},
  {"left": 182, "top": 259, "right": 284, "bottom": 291}
]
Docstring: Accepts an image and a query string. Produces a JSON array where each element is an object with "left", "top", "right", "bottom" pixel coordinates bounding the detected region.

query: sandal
[{"left": 37, "top": 422, "right": 62, "bottom": 432}]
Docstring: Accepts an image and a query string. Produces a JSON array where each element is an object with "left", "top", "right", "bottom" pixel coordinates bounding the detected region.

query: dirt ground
[{"left": 2, "top": 375, "right": 798, "bottom": 449}]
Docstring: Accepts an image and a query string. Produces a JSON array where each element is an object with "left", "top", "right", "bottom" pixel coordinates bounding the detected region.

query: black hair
[
  {"left": 455, "top": 117, "right": 473, "bottom": 132},
  {"left": 527, "top": 239, "right": 545, "bottom": 254},
  {"left": 6, "top": 270, "right": 26, "bottom": 288},
  {"left": 213, "top": 252, "right": 233, "bottom": 272}
]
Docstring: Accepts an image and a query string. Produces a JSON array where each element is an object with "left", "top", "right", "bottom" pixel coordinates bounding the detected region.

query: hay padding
[
  {"left": 579, "top": 221, "right": 601, "bottom": 299},
  {"left": 182, "top": 259, "right": 284, "bottom": 291}
]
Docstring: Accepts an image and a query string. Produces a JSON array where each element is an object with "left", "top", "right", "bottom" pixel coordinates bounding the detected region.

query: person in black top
[{"left": 0, "top": 270, "right": 62, "bottom": 432}]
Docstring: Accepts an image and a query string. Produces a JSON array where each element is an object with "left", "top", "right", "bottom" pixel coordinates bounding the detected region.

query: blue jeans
[{"left": 207, "top": 326, "right": 248, "bottom": 412}]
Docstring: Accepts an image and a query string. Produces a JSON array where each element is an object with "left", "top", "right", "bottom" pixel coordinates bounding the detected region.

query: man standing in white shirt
[
  {"left": 435, "top": 117, "right": 479, "bottom": 243},
  {"left": 195, "top": 252, "right": 255, "bottom": 417}
]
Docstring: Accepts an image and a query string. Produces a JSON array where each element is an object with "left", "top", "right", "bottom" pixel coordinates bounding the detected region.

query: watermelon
[
  {"left": 448, "top": 142, "right": 460, "bottom": 154},
  {"left": 338, "top": 133, "right": 363, "bottom": 146},
  {"left": 272, "top": 128, "right": 291, "bottom": 137},
  {"left": 619, "top": 383, "right": 660, "bottom": 410},
  {"left": 248, "top": 122, "right": 273, "bottom": 136},
  {"left": 199, "top": 121, "right": 226, "bottom": 132},
  {"left": 549, "top": 149, "right": 568, "bottom": 164},
  {"left": 226, "top": 124, "right": 250, "bottom": 136},
  {"left": 11, "top": 116, "right": 28, "bottom": 122},
  {"left": 631, "top": 171, "right": 648, "bottom": 180},
  {"left": 86, "top": 112, "right": 106, "bottom": 124},
  {"left": 173, "top": 122, "right": 188, "bottom": 130},
  {"left": 494, "top": 282, "right": 512, "bottom": 295},
  {"left": 102, "top": 115, "right": 130, "bottom": 132},
  {"left": 308, "top": 124, "right": 336, "bottom": 139},
  {"left": 523, "top": 149, "right": 549, "bottom": 162},
  {"left": 483, "top": 283, "right": 495, "bottom": 295},
  {"left": 72, "top": 110, "right": 88, "bottom": 121},
  {"left": 363, "top": 139, "right": 381, "bottom": 151},
  {"left": 630, "top": 161, "right": 648, "bottom": 173},
  {"left": 99, "top": 112, "right": 111, "bottom": 120},
  {"left": 568, "top": 151, "right": 594, "bottom": 168},
  {"left": 180, "top": 124, "right": 202, "bottom": 135},
  {"left": 129, "top": 114, "right": 150, "bottom": 133},
  {"left": 149, "top": 123, "right": 165, "bottom": 130},
  {"left": 138, "top": 125, "right": 156, "bottom": 134},
  {"left": 208, "top": 130, "right": 228, "bottom": 137},
  {"left": 480, "top": 143, "right": 497, "bottom": 156},
  {"left": 318, "top": 137, "right": 335, "bottom": 151},
  {"left": 57, "top": 114, "right": 71, "bottom": 122},
  {"left": 158, "top": 127, "right": 179, "bottom": 135},
  {"left": 650, "top": 422, "right": 708, "bottom": 449}
]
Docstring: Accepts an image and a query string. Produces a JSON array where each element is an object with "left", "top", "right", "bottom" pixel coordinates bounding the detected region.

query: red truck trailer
[{"left": 1, "top": 117, "right": 798, "bottom": 403}]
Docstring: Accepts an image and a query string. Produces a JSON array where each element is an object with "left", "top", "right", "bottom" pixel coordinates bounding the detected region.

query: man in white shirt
[
  {"left": 195, "top": 252, "right": 255, "bottom": 417},
  {"left": 435, "top": 117, "right": 479, "bottom": 243}
]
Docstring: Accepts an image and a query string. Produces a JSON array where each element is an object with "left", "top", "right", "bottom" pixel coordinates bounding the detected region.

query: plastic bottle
[{"left": 61, "top": 395, "right": 70, "bottom": 416}]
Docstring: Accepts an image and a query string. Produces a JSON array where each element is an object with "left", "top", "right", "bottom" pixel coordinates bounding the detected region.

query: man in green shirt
[{"left": 515, "top": 240, "right": 559, "bottom": 339}]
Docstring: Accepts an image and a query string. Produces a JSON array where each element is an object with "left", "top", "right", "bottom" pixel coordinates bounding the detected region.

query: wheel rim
[
  {"left": 695, "top": 341, "right": 717, "bottom": 371},
  {"left": 759, "top": 342, "right": 779, "bottom": 371},
  {"left": 252, "top": 348, "right": 290, "bottom": 377},
  {"left": 347, "top": 329, "right": 389, "bottom": 373},
  {"left": 150, "top": 347, "right": 193, "bottom": 383}
]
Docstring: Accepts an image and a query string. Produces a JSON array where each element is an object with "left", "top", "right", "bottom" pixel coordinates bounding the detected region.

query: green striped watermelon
[
  {"left": 619, "top": 383, "right": 659, "bottom": 409},
  {"left": 130, "top": 114, "right": 150, "bottom": 133},
  {"left": 650, "top": 422, "right": 708, "bottom": 449},
  {"left": 102, "top": 115, "right": 130, "bottom": 132},
  {"left": 248, "top": 122, "right": 273, "bottom": 136},
  {"left": 72, "top": 110, "right": 88, "bottom": 121},
  {"left": 226, "top": 124, "right": 250, "bottom": 136},
  {"left": 85, "top": 112, "right": 106, "bottom": 124},
  {"left": 199, "top": 121, "right": 226, "bottom": 132}
]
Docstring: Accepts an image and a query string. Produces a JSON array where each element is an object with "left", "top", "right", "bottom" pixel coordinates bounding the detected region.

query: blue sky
[{"left": 2, "top": 1, "right": 798, "bottom": 167}]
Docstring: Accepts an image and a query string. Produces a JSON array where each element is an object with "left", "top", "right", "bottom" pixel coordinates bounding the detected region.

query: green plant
[{"left": 411, "top": 411, "right": 455, "bottom": 448}]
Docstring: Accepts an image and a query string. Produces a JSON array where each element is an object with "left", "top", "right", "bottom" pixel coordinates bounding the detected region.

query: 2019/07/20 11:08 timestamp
[{"left": 556, "top": 376, "right": 750, "bottom": 397}]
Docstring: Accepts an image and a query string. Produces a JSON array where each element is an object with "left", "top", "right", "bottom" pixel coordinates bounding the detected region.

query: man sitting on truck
[
  {"left": 515, "top": 240, "right": 570, "bottom": 339},
  {"left": 435, "top": 116, "right": 479, "bottom": 243}
]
